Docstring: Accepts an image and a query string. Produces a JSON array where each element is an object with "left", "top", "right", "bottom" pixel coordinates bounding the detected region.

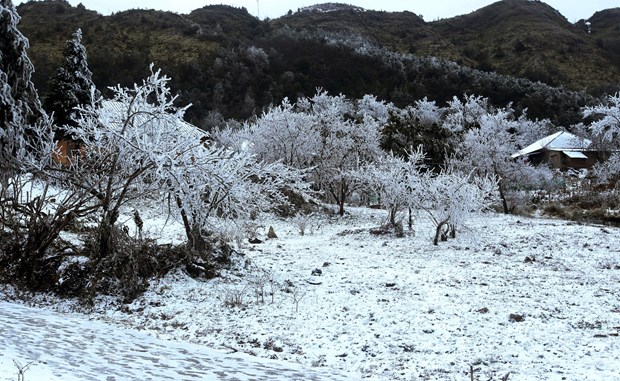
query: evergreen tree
[
  {"left": 0, "top": 0, "right": 49, "bottom": 174},
  {"left": 45, "top": 28, "right": 99, "bottom": 132}
]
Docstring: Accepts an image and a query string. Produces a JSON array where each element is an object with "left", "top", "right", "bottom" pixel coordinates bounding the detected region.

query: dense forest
[{"left": 15, "top": 0, "right": 620, "bottom": 128}]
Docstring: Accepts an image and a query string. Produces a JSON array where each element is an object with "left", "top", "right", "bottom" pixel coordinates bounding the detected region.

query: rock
[
  {"left": 311, "top": 268, "right": 323, "bottom": 276},
  {"left": 249, "top": 238, "right": 263, "bottom": 244},
  {"left": 385, "top": 282, "right": 396, "bottom": 288},
  {"left": 524, "top": 256, "right": 535, "bottom": 263},
  {"left": 322, "top": 261, "right": 331, "bottom": 267},
  {"left": 267, "top": 226, "right": 278, "bottom": 239},
  {"left": 478, "top": 307, "right": 489, "bottom": 314},
  {"left": 509, "top": 313, "right": 525, "bottom": 322}
]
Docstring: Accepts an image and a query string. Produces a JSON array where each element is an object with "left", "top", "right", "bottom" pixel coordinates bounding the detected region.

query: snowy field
[{"left": 2, "top": 208, "right": 620, "bottom": 380}]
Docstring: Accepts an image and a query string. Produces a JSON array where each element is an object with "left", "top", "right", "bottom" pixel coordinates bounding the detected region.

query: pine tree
[
  {"left": 0, "top": 0, "right": 49, "bottom": 173},
  {"left": 45, "top": 28, "right": 99, "bottom": 132}
]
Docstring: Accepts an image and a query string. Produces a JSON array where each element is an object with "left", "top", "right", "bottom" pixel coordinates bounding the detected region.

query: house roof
[
  {"left": 511, "top": 131, "right": 592, "bottom": 158},
  {"left": 101, "top": 100, "right": 207, "bottom": 141}
]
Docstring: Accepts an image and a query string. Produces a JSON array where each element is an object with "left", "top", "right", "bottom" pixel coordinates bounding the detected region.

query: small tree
[
  {"left": 45, "top": 28, "right": 99, "bottom": 131},
  {"left": 421, "top": 169, "right": 498, "bottom": 245}
]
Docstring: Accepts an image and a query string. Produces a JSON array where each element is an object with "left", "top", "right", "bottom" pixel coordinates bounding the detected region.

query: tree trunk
[
  {"left": 338, "top": 198, "right": 345, "bottom": 216},
  {"left": 433, "top": 218, "right": 450, "bottom": 245},
  {"left": 97, "top": 210, "right": 118, "bottom": 260},
  {"left": 175, "top": 195, "right": 207, "bottom": 253},
  {"left": 389, "top": 206, "right": 397, "bottom": 226},
  {"left": 408, "top": 207, "right": 413, "bottom": 231},
  {"left": 498, "top": 179, "right": 510, "bottom": 214}
]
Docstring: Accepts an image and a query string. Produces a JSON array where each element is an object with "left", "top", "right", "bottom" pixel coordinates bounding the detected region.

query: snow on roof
[
  {"left": 101, "top": 100, "right": 207, "bottom": 141},
  {"left": 511, "top": 131, "right": 591, "bottom": 158}
]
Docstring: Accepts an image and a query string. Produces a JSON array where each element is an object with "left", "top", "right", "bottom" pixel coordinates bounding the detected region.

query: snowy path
[{"left": 0, "top": 301, "right": 355, "bottom": 381}]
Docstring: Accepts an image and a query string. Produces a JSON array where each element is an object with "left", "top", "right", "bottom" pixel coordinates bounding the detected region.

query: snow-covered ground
[
  {"left": 0, "top": 300, "right": 353, "bottom": 381},
  {"left": 2, "top": 208, "right": 620, "bottom": 380}
]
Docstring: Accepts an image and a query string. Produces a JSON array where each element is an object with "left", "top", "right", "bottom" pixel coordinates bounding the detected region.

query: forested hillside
[{"left": 16, "top": 0, "right": 620, "bottom": 127}]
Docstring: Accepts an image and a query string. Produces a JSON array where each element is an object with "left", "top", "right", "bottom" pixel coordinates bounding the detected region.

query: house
[
  {"left": 54, "top": 100, "right": 208, "bottom": 165},
  {"left": 511, "top": 131, "right": 597, "bottom": 170}
]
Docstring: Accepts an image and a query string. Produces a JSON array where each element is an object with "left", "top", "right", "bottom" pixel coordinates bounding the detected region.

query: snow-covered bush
[{"left": 0, "top": 1, "right": 83, "bottom": 291}]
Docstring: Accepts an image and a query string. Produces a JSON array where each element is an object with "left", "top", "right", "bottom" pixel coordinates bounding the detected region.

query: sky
[{"left": 15, "top": 0, "right": 620, "bottom": 22}]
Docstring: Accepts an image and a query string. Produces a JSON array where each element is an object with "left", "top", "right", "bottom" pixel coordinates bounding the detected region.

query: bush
[{"left": 0, "top": 222, "right": 235, "bottom": 304}]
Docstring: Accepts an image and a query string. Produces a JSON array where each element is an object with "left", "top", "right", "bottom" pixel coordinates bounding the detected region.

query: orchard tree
[
  {"left": 69, "top": 65, "right": 310, "bottom": 258},
  {"left": 45, "top": 28, "right": 99, "bottom": 131},
  {"left": 221, "top": 98, "right": 319, "bottom": 168},
  {"left": 220, "top": 90, "right": 384, "bottom": 215},
  {"left": 357, "top": 148, "right": 428, "bottom": 228},
  {"left": 307, "top": 91, "right": 383, "bottom": 215},
  {"left": 442, "top": 94, "right": 492, "bottom": 133},
  {"left": 453, "top": 107, "right": 552, "bottom": 214},
  {"left": 357, "top": 148, "right": 497, "bottom": 244},
  {"left": 421, "top": 169, "right": 497, "bottom": 245}
]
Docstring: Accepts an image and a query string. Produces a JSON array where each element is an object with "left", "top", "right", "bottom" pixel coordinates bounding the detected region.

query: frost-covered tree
[
  {"left": 357, "top": 148, "right": 427, "bottom": 227},
  {"left": 381, "top": 98, "right": 452, "bottom": 167},
  {"left": 0, "top": 1, "right": 88, "bottom": 291},
  {"left": 171, "top": 149, "right": 309, "bottom": 252},
  {"left": 307, "top": 91, "right": 383, "bottom": 215},
  {"left": 45, "top": 28, "right": 99, "bottom": 130},
  {"left": 0, "top": 0, "right": 49, "bottom": 176},
  {"left": 220, "top": 90, "right": 384, "bottom": 215},
  {"left": 452, "top": 107, "right": 551, "bottom": 214},
  {"left": 421, "top": 169, "right": 497, "bottom": 245},
  {"left": 442, "top": 94, "right": 491, "bottom": 133},
  {"left": 358, "top": 148, "right": 497, "bottom": 244},
  {"left": 221, "top": 98, "right": 318, "bottom": 168},
  {"left": 583, "top": 92, "right": 620, "bottom": 147},
  {"left": 356, "top": 94, "right": 393, "bottom": 125},
  {"left": 68, "top": 65, "right": 309, "bottom": 258},
  {"left": 583, "top": 93, "right": 620, "bottom": 187},
  {"left": 67, "top": 68, "right": 195, "bottom": 260},
  {"left": 592, "top": 153, "right": 620, "bottom": 186}
]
